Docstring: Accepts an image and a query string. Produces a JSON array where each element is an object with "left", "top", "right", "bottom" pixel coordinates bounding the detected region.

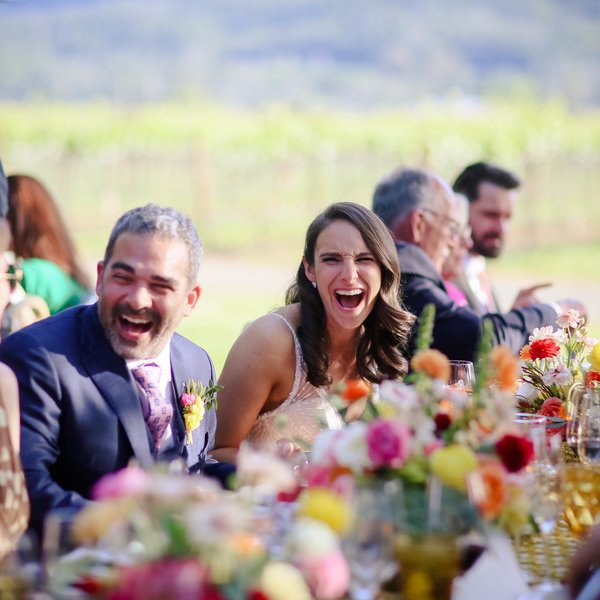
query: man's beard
[
  {"left": 472, "top": 234, "right": 503, "bottom": 259},
  {"left": 98, "top": 299, "right": 174, "bottom": 360}
]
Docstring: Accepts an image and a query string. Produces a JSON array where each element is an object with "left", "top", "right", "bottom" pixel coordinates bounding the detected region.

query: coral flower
[
  {"left": 410, "top": 349, "right": 451, "bottom": 381},
  {"left": 528, "top": 338, "right": 560, "bottom": 360},
  {"left": 585, "top": 370, "right": 600, "bottom": 388},
  {"left": 469, "top": 460, "right": 507, "bottom": 520},
  {"left": 539, "top": 397, "right": 566, "bottom": 419},
  {"left": 341, "top": 380, "right": 371, "bottom": 403},
  {"left": 519, "top": 345, "right": 531, "bottom": 361},
  {"left": 490, "top": 346, "right": 520, "bottom": 390}
]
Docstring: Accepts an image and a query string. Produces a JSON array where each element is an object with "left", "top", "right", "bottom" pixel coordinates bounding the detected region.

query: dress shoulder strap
[{"left": 269, "top": 312, "right": 303, "bottom": 404}]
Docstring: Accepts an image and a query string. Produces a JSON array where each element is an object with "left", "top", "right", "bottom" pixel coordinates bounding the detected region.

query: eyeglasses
[
  {"left": 0, "top": 263, "right": 23, "bottom": 291},
  {"left": 421, "top": 208, "right": 463, "bottom": 237}
]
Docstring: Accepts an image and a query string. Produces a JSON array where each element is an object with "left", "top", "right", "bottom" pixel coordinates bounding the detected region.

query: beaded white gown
[{"left": 246, "top": 313, "right": 344, "bottom": 448}]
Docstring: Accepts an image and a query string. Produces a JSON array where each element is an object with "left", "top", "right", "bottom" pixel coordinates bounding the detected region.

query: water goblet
[
  {"left": 514, "top": 412, "right": 548, "bottom": 461},
  {"left": 447, "top": 360, "right": 475, "bottom": 396},
  {"left": 343, "top": 479, "right": 402, "bottom": 600},
  {"left": 577, "top": 388, "right": 600, "bottom": 465}
]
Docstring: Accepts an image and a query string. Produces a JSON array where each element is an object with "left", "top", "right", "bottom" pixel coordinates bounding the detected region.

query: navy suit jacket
[
  {"left": 396, "top": 242, "right": 558, "bottom": 362},
  {"left": 0, "top": 303, "right": 217, "bottom": 532}
]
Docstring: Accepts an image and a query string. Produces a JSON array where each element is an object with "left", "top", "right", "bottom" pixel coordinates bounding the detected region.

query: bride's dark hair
[{"left": 285, "top": 202, "right": 414, "bottom": 386}]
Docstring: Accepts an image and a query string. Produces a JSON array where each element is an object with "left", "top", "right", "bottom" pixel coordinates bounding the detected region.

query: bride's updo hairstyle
[{"left": 285, "top": 202, "right": 414, "bottom": 387}]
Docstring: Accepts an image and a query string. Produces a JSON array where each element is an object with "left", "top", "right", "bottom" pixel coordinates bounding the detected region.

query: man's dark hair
[{"left": 452, "top": 162, "right": 520, "bottom": 203}]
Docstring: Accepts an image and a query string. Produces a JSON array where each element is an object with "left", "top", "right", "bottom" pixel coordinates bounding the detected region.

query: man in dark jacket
[{"left": 372, "top": 167, "right": 568, "bottom": 361}]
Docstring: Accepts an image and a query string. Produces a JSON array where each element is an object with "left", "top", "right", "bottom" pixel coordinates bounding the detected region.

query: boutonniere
[{"left": 180, "top": 379, "right": 222, "bottom": 444}]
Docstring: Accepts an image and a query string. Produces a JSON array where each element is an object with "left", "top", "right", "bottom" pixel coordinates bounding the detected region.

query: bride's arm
[{"left": 211, "top": 314, "right": 295, "bottom": 463}]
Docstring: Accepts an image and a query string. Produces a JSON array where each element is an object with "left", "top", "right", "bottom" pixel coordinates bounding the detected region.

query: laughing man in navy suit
[{"left": 0, "top": 204, "right": 217, "bottom": 533}]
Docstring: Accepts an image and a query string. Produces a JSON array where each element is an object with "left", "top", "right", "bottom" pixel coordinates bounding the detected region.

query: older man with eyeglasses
[{"left": 372, "top": 167, "right": 561, "bottom": 362}]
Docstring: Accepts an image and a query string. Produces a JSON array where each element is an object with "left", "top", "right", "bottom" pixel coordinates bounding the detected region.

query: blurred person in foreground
[
  {"left": 0, "top": 204, "right": 218, "bottom": 534},
  {"left": 569, "top": 524, "right": 600, "bottom": 599},
  {"left": 372, "top": 167, "right": 565, "bottom": 362},
  {"left": 6, "top": 174, "right": 93, "bottom": 314},
  {"left": 213, "top": 202, "right": 414, "bottom": 464},
  {"left": 0, "top": 363, "right": 29, "bottom": 561},
  {"left": 452, "top": 161, "right": 585, "bottom": 317},
  {"left": 0, "top": 161, "right": 29, "bottom": 559}
]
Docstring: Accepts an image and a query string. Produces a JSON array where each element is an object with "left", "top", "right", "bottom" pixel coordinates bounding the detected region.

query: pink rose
[
  {"left": 297, "top": 550, "right": 349, "bottom": 600},
  {"left": 92, "top": 465, "right": 149, "bottom": 500},
  {"left": 365, "top": 419, "right": 411, "bottom": 468},
  {"left": 180, "top": 392, "right": 196, "bottom": 407}
]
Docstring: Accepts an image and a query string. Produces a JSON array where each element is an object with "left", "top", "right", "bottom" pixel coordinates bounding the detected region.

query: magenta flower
[
  {"left": 92, "top": 465, "right": 149, "bottom": 500},
  {"left": 365, "top": 419, "right": 411, "bottom": 468}
]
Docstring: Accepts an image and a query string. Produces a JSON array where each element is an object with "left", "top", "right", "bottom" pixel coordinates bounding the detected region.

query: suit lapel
[
  {"left": 78, "top": 305, "right": 154, "bottom": 468},
  {"left": 169, "top": 340, "right": 188, "bottom": 454}
]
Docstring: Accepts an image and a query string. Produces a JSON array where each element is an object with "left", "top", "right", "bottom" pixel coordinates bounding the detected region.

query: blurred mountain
[{"left": 1, "top": 0, "right": 599, "bottom": 109}]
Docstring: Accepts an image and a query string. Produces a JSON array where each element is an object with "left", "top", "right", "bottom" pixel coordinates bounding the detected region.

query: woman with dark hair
[
  {"left": 7, "top": 175, "right": 92, "bottom": 314},
  {"left": 213, "top": 202, "right": 414, "bottom": 463}
]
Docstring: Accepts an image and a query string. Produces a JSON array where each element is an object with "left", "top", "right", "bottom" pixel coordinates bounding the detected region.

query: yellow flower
[
  {"left": 410, "top": 349, "right": 451, "bottom": 381},
  {"left": 588, "top": 343, "right": 600, "bottom": 372},
  {"left": 498, "top": 483, "right": 531, "bottom": 537},
  {"left": 429, "top": 445, "right": 478, "bottom": 491},
  {"left": 297, "top": 487, "right": 352, "bottom": 534},
  {"left": 71, "top": 499, "right": 132, "bottom": 544},
  {"left": 260, "top": 562, "right": 312, "bottom": 600}
]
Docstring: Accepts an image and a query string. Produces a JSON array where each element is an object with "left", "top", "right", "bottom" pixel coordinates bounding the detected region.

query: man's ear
[
  {"left": 408, "top": 210, "right": 426, "bottom": 244},
  {"left": 302, "top": 256, "right": 315, "bottom": 286},
  {"left": 183, "top": 284, "right": 201, "bottom": 317},
  {"left": 95, "top": 261, "right": 104, "bottom": 296}
]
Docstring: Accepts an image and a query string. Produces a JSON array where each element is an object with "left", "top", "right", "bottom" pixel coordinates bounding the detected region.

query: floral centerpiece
[
  {"left": 307, "top": 313, "right": 534, "bottom": 537},
  {"left": 51, "top": 450, "right": 351, "bottom": 600},
  {"left": 517, "top": 310, "right": 598, "bottom": 417}
]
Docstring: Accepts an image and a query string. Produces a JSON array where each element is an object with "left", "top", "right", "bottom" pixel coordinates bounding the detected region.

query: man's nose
[{"left": 127, "top": 284, "right": 153, "bottom": 310}]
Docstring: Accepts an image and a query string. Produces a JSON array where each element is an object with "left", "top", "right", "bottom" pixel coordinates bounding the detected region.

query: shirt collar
[{"left": 126, "top": 341, "right": 172, "bottom": 380}]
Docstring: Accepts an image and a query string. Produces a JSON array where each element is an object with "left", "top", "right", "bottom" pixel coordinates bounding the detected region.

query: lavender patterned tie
[{"left": 131, "top": 363, "right": 173, "bottom": 450}]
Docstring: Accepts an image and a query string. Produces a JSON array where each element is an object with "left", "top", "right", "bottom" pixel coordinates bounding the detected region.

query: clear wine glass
[
  {"left": 577, "top": 388, "right": 600, "bottom": 465},
  {"left": 565, "top": 384, "right": 586, "bottom": 455},
  {"left": 525, "top": 436, "right": 564, "bottom": 595},
  {"left": 447, "top": 360, "right": 475, "bottom": 395},
  {"left": 343, "top": 480, "right": 402, "bottom": 600}
]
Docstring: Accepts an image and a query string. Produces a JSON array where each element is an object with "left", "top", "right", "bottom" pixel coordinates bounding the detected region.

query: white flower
[
  {"left": 332, "top": 422, "right": 370, "bottom": 472},
  {"left": 379, "top": 380, "right": 419, "bottom": 409},
  {"left": 556, "top": 309, "right": 582, "bottom": 329},
  {"left": 311, "top": 429, "right": 342, "bottom": 467},
  {"left": 236, "top": 443, "right": 297, "bottom": 493},
  {"left": 541, "top": 362, "right": 572, "bottom": 386},
  {"left": 529, "top": 326, "right": 555, "bottom": 342},
  {"left": 285, "top": 517, "right": 339, "bottom": 559},
  {"left": 574, "top": 330, "right": 598, "bottom": 351},
  {"left": 553, "top": 329, "right": 568, "bottom": 344},
  {"left": 515, "top": 382, "right": 539, "bottom": 401}
]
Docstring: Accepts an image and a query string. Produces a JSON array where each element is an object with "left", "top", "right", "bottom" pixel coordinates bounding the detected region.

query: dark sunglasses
[{"left": 0, "top": 263, "right": 24, "bottom": 291}]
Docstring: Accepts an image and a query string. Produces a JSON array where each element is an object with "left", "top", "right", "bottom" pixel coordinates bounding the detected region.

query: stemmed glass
[
  {"left": 577, "top": 388, "right": 600, "bottom": 465},
  {"left": 447, "top": 361, "right": 475, "bottom": 395},
  {"left": 524, "top": 435, "right": 564, "bottom": 596},
  {"left": 565, "top": 383, "right": 586, "bottom": 456},
  {"left": 343, "top": 479, "right": 402, "bottom": 600}
]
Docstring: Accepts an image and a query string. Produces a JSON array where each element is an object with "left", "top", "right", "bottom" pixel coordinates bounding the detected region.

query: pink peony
[
  {"left": 365, "top": 419, "right": 411, "bottom": 468},
  {"left": 297, "top": 550, "right": 349, "bottom": 600},
  {"left": 92, "top": 465, "right": 149, "bottom": 500},
  {"left": 180, "top": 392, "right": 196, "bottom": 407}
]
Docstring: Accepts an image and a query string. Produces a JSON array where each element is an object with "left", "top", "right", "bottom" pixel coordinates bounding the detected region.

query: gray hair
[
  {"left": 103, "top": 204, "right": 203, "bottom": 285},
  {"left": 372, "top": 168, "right": 438, "bottom": 228}
]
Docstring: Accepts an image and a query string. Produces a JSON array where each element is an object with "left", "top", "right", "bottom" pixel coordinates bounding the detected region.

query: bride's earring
[{"left": 311, "top": 281, "right": 317, "bottom": 289}]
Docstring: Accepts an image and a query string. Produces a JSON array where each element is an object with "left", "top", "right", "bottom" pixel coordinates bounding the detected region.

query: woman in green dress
[{"left": 7, "top": 175, "right": 92, "bottom": 314}]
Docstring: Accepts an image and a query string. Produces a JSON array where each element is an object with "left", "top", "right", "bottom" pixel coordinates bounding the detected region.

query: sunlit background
[{"left": 1, "top": 0, "right": 599, "bottom": 369}]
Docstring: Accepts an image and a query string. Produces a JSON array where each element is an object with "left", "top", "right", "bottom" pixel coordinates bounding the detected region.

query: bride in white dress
[{"left": 212, "top": 202, "right": 414, "bottom": 463}]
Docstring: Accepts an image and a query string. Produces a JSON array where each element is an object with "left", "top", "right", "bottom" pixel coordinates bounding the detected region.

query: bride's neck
[{"left": 327, "top": 337, "right": 359, "bottom": 386}]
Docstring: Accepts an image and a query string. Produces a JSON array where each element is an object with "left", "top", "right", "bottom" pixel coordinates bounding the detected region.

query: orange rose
[
  {"left": 410, "top": 349, "right": 451, "bottom": 381},
  {"left": 539, "top": 397, "right": 566, "bottom": 419},
  {"left": 469, "top": 460, "right": 507, "bottom": 520},
  {"left": 341, "top": 379, "right": 371, "bottom": 403},
  {"left": 490, "top": 346, "right": 520, "bottom": 391}
]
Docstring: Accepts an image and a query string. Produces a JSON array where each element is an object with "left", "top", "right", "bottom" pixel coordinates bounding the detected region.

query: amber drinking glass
[{"left": 562, "top": 463, "right": 600, "bottom": 535}]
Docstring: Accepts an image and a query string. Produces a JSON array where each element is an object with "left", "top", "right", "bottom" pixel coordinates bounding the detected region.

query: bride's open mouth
[{"left": 335, "top": 289, "right": 365, "bottom": 310}]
